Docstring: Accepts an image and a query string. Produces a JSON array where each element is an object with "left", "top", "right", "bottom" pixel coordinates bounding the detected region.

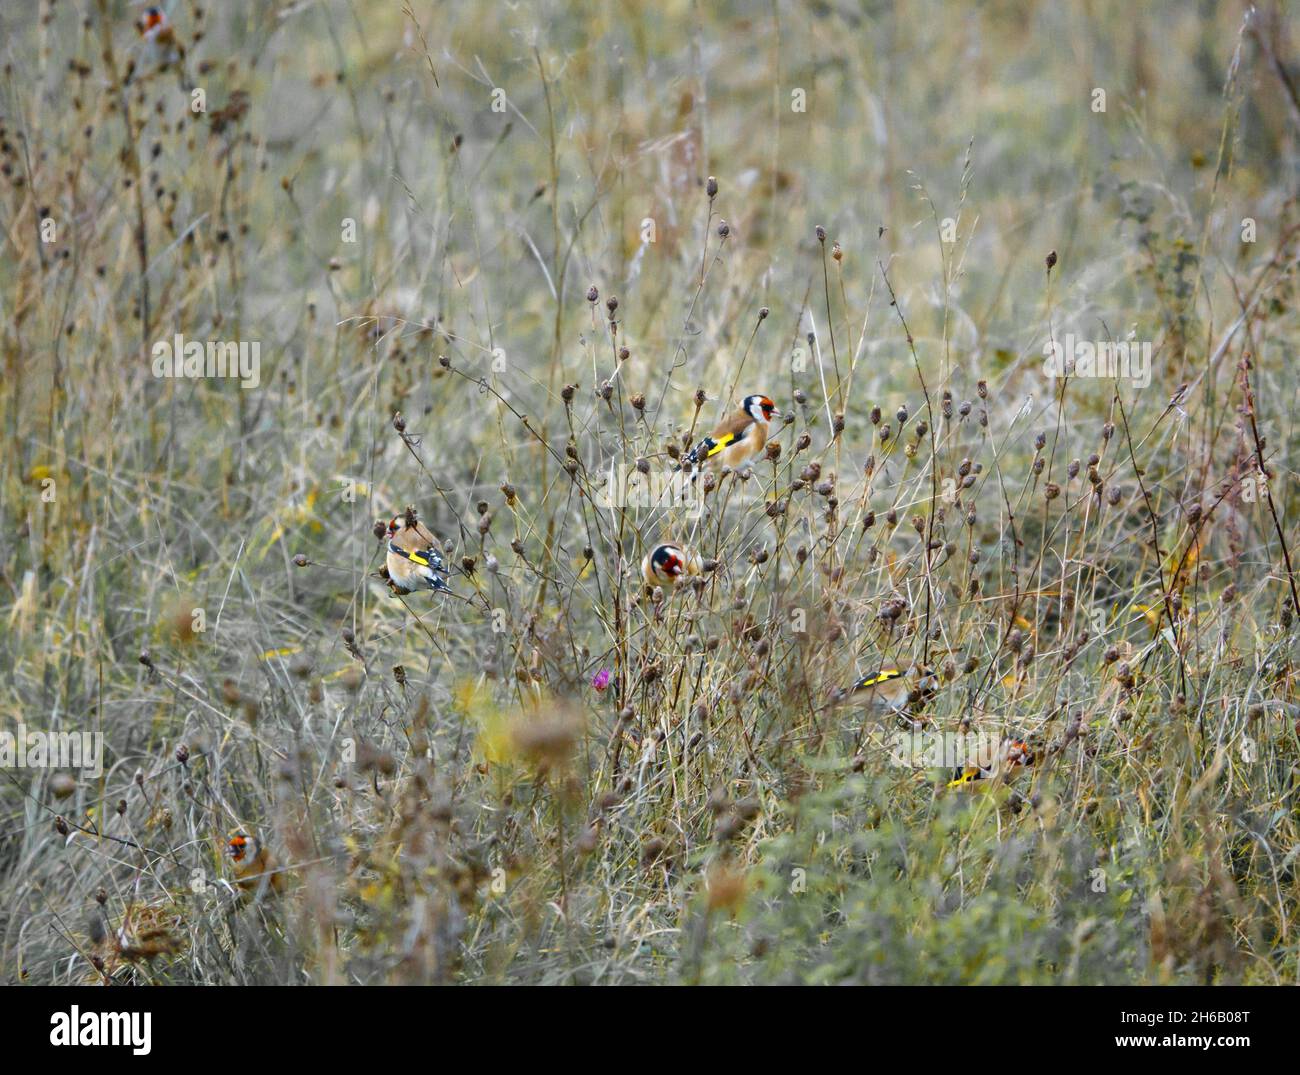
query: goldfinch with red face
[
  {"left": 226, "top": 830, "right": 286, "bottom": 896},
  {"left": 641, "top": 543, "right": 703, "bottom": 589},
  {"left": 947, "top": 737, "right": 1035, "bottom": 790},
  {"left": 135, "top": 6, "right": 185, "bottom": 57},
  {"left": 381, "top": 510, "right": 450, "bottom": 596},
  {"left": 683, "top": 394, "right": 781, "bottom": 473}
]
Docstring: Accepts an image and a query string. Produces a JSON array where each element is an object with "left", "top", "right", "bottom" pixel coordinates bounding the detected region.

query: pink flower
[{"left": 590, "top": 667, "right": 612, "bottom": 692}]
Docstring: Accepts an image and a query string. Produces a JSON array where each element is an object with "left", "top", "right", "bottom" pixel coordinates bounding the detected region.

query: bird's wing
[
  {"left": 687, "top": 429, "right": 743, "bottom": 465},
  {"left": 947, "top": 767, "right": 983, "bottom": 788},
  {"left": 853, "top": 669, "right": 902, "bottom": 691},
  {"left": 389, "top": 542, "right": 447, "bottom": 572}
]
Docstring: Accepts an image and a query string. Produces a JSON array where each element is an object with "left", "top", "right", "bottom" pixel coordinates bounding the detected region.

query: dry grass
[{"left": 2, "top": 0, "right": 1300, "bottom": 984}]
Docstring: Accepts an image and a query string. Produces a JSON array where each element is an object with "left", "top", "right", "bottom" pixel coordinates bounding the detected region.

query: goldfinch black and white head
[
  {"left": 136, "top": 6, "right": 168, "bottom": 38},
  {"left": 226, "top": 830, "right": 257, "bottom": 865},
  {"left": 642, "top": 543, "right": 703, "bottom": 589},
  {"left": 382, "top": 508, "right": 450, "bottom": 595},
  {"left": 742, "top": 394, "right": 780, "bottom": 425}
]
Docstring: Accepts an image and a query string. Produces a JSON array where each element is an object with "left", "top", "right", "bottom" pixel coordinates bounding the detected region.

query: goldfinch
[
  {"left": 135, "top": 6, "right": 191, "bottom": 93},
  {"left": 135, "top": 6, "right": 185, "bottom": 59},
  {"left": 226, "top": 830, "right": 286, "bottom": 896},
  {"left": 844, "top": 666, "right": 938, "bottom": 713},
  {"left": 642, "top": 543, "right": 703, "bottom": 589},
  {"left": 136, "top": 6, "right": 169, "bottom": 39},
  {"left": 947, "top": 737, "right": 1035, "bottom": 790},
  {"left": 381, "top": 510, "right": 450, "bottom": 595},
  {"left": 683, "top": 394, "right": 782, "bottom": 473}
]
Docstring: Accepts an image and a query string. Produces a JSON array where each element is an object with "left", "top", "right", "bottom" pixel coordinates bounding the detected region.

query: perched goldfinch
[
  {"left": 683, "top": 394, "right": 782, "bottom": 473},
  {"left": 135, "top": 6, "right": 185, "bottom": 58},
  {"left": 381, "top": 510, "right": 450, "bottom": 596},
  {"left": 947, "top": 737, "right": 1035, "bottom": 790},
  {"left": 136, "top": 6, "right": 169, "bottom": 39},
  {"left": 226, "top": 830, "right": 286, "bottom": 896},
  {"left": 844, "top": 666, "right": 938, "bottom": 713},
  {"left": 642, "top": 543, "right": 703, "bottom": 589},
  {"left": 135, "top": 6, "right": 191, "bottom": 93}
]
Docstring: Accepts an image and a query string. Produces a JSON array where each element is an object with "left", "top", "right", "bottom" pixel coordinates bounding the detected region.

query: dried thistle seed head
[
  {"left": 977, "top": 380, "right": 988, "bottom": 398},
  {"left": 500, "top": 481, "right": 517, "bottom": 504},
  {"left": 832, "top": 241, "right": 842, "bottom": 261},
  {"left": 833, "top": 413, "right": 845, "bottom": 435},
  {"left": 869, "top": 405, "right": 881, "bottom": 425},
  {"left": 1044, "top": 482, "right": 1061, "bottom": 500},
  {"left": 1067, "top": 459, "right": 1080, "bottom": 480},
  {"left": 630, "top": 393, "right": 646, "bottom": 412},
  {"left": 815, "top": 224, "right": 826, "bottom": 242},
  {"left": 1106, "top": 485, "right": 1121, "bottom": 506},
  {"left": 793, "top": 388, "right": 808, "bottom": 405},
  {"left": 896, "top": 405, "right": 908, "bottom": 425},
  {"left": 717, "top": 219, "right": 730, "bottom": 238},
  {"left": 795, "top": 432, "right": 811, "bottom": 451},
  {"left": 1045, "top": 249, "right": 1058, "bottom": 272},
  {"left": 764, "top": 441, "right": 782, "bottom": 461},
  {"left": 706, "top": 175, "right": 718, "bottom": 198},
  {"left": 392, "top": 411, "right": 406, "bottom": 432},
  {"left": 586, "top": 285, "right": 599, "bottom": 303},
  {"left": 292, "top": 553, "right": 309, "bottom": 567},
  {"left": 606, "top": 295, "right": 618, "bottom": 315},
  {"left": 618, "top": 346, "right": 630, "bottom": 360},
  {"left": 561, "top": 383, "right": 575, "bottom": 402},
  {"left": 694, "top": 388, "right": 707, "bottom": 408},
  {"left": 958, "top": 401, "right": 971, "bottom": 417},
  {"left": 758, "top": 306, "right": 769, "bottom": 320}
]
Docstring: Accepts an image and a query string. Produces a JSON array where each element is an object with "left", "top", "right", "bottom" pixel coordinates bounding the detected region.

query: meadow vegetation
[{"left": 2, "top": 0, "right": 1300, "bottom": 984}]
